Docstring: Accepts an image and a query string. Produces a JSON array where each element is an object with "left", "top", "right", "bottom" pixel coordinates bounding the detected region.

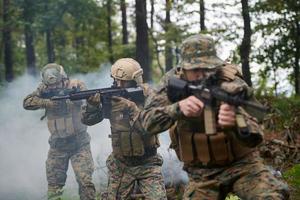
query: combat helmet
[
  {"left": 41, "top": 63, "right": 67, "bottom": 85},
  {"left": 180, "top": 34, "right": 224, "bottom": 70},
  {"left": 111, "top": 58, "right": 143, "bottom": 85}
]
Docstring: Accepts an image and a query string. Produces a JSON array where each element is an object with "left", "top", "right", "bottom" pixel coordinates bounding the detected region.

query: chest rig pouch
[
  {"left": 46, "top": 102, "right": 76, "bottom": 138},
  {"left": 110, "top": 109, "right": 159, "bottom": 158},
  {"left": 170, "top": 118, "right": 253, "bottom": 166},
  {"left": 110, "top": 110, "right": 145, "bottom": 157}
]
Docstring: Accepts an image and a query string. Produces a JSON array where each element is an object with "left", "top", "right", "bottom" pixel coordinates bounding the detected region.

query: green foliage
[
  {"left": 259, "top": 96, "right": 300, "bottom": 132},
  {"left": 252, "top": 0, "right": 300, "bottom": 94},
  {"left": 0, "top": 0, "right": 120, "bottom": 79},
  {"left": 0, "top": 0, "right": 299, "bottom": 92},
  {"left": 283, "top": 164, "right": 300, "bottom": 198},
  {"left": 225, "top": 193, "right": 241, "bottom": 200},
  {"left": 113, "top": 44, "right": 136, "bottom": 60}
]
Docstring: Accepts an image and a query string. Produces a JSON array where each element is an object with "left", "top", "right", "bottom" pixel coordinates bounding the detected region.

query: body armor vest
[
  {"left": 167, "top": 64, "right": 256, "bottom": 166},
  {"left": 170, "top": 115, "right": 254, "bottom": 167},
  {"left": 109, "top": 89, "right": 159, "bottom": 159},
  {"left": 46, "top": 80, "right": 87, "bottom": 139}
]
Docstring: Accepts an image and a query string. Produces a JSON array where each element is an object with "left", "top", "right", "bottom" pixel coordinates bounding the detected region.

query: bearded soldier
[
  {"left": 124, "top": 35, "right": 289, "bottom": 199},
  {"left": 23, "top": 63, "right": 95, "bottom": 200},
  {"left": 81, "top": 58, "right": 167, "bottom": 200}
]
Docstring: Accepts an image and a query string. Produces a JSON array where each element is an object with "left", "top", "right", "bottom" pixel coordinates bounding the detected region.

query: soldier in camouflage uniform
[
  {"left": 23, "top": 63, "right": 95, "bottom": 200},
  {"left": 132, "top": 34, "right": 289, "bottom": 199},
  {"left": 81, "top": 58, "right": 167, "bottom": 200}
]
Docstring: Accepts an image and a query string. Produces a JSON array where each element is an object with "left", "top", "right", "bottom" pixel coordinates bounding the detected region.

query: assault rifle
[
  {"left": 39, "top": 87, "right": 81, "bottom": 117},
  {"left": 167, "top": 76, "right": 267, "bottom": 112},
  {"left": 167, "top": 76, "right": 267, "bottom": 143},
  {"left": 51, "top": 86, "right": 144, "bottom": 118},
  {"left": 39, "top": 87, "right": 80, "bottom": 99}
]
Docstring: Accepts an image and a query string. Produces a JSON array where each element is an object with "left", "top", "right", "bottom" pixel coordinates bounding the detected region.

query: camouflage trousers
[
  {"left": 46, "top": 144, "right": 95, "bottom": 200},
  {"left": 105, "top": 153, "right": 167, "bottom": 200},
  {"left": 183, "top": 151, "right": 289, "bottom": 200}
]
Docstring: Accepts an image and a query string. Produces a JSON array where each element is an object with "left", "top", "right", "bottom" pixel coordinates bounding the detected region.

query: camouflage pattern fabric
[
  {"left": 259, "top": 138, "right": 300, "bottom": 171},
  {"left": 105, "top": 153, "right": 167, "bottom": 200},
  {"left": 23, "top": 79, "right": 88, "bottom": 143},
  {"left": 47, "top": 144, "right": 95, "bottom": 200},
  {"left": 23, "top": 79, "right": 96, "bottom": 200},
  {"left": 139, "top": 64, "right": 289, "bottom": 198},
  {"left": 182, "top": 151, "right": 289, "bottom": 200},
  {"left": 81, "top": 83, "right": 167, "bottom": 199},
  {"left": 81, "top": 83, "right": 154, "bottom": 128},
  {"left": 180, "top": 34, "right": 224, "bottom": 70}
]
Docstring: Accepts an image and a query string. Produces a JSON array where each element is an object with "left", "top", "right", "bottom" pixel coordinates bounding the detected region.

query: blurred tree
[
  {"left": 106, "top": 0, "right": 113, "bottom": 63},
  {"left": 148, "top": 0, "right": 165, "bottom": 76},
  {"left": 150, "top": 0, "right": 154, "bottom": 30},
  {"left": 23, "top": 0, "right": 36, "bottom": 76},
  {"left": 120, "top": 0, "right": 128, "bottom": 44},
  {"left": 199, "top": 0, "right": 206, "bottom": 31},
  {"left": 240, "top": 0, "right": 252, "bottom": 86},
  {"left": 253, "top": 0, "right": 300, "bottom": 95},
  {"left": 0, "top": 3, "right": 2, "bottom": 82},
  {"left": 40, "top": 0, "right": 63, "bottom": 63},
  {"left": 67, "top": 0, "right": 106, "bottom": 72},
  {"left": 3, "top": 0, "right": 14, "bottom": 82},
  {"left": 165, "top": 0, "right": 173, "bottom": 71},
  {"left": 135, "top": 0, "right": 150, "bottom": 81}
]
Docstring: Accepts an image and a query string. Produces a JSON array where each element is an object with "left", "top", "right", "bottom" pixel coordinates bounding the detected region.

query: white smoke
[{"left": 0, "top": 64, "right": 187, "bottom": 200}]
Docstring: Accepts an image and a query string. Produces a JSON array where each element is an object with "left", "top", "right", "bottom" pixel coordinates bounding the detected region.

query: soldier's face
[
  {"left": 47, "top": 82, "right": 63, "bottom": 89},
  {"left": 183, "top": 68, "right": 216, "bottom": 81},
  {"left": 116, "top": 80, "right": 136, "bottom": 88},
  {"left": 183, "top": 68, "right": 206, "bottom": 81}
]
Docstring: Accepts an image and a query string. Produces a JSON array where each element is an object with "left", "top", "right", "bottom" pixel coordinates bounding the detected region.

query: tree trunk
[
  {"left": 240, "top": 0, "right": 252, "bottom": 86},
  {"left": 135, "top": 0, "right": 150, "bottom": 82},
  {"left": 24, "top": 0, "right": 36, "bottom": 76},
  {"left": 46, "top": 29, "right": 55, "bottom": 62},
  {"left": 3, "top": 0, "right": 13, "bottom": 82},
  {"left": 121, "top": 0, "right": 128, "bottom": 44},
  {"left": 74, "top": 23, "right": 84, "bottom": 59},
  {"left": 150, "top": 0, "right": 154, "bottom": 30},
  {"left": 25, "top": 26, "right": 36, "bottom": 76},
  {"left": 165, "top": 0, "right": 173, "bottom": 72},
  {"left": 199, "top": 0, "right": 206, "bottom": 31},
  {"left": 107, "top": 0, "right": 113, "bottom": 63},
  {"left": 43, "top": 0, "right": 55, "bottom": 63},
  {"left": 149, "top": 31, "right": 164, "bottom": 75},
  {"left": 294, "top": 21, "right": 300, "bottom": 95},
  {"left": 0, "top": 1, "right": 3, "bottom": 82}
]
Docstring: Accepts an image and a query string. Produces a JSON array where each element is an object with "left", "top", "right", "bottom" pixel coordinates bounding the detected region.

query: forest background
[{"left": 0, "top": 0, "right": 299, "bottom": 199}]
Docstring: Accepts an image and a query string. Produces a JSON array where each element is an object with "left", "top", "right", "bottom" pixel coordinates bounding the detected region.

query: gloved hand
[
  {"left": 42, "top": 99, "right": 61, "bottom": 109},
  {"left": 111, "top": 96, "right": 139, "bottom": 116},
  {"left": 87, "top": 93, "right": 101, "bottom": 106}
]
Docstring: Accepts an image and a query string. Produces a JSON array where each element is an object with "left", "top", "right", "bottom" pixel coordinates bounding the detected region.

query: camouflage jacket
[
  {"left": 140, "top": 65, "right": 264, "bottom": 154},
  {"left": 23, "top": 79, "right": 90, "bottom": 146},
  {"left": 81, "top": 83, "right": 160, "bottom": 162}
]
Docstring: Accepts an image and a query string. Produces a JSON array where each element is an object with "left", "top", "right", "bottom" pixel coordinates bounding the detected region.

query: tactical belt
[
  {"left": 121, "top": 147, "right": 157, "bottom": 166},
  {"left": 49, "top": 135, "right": 87, "bottom": 151}
]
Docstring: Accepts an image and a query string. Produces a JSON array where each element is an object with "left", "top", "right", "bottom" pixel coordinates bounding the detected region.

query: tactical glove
[
  {"left": 111, "top": 96, "right": 140, "bottom": 119},
  {"left": 42, "top": 99, "right": 61, "bottom": 109},
  {"left": 87, "top": 93, "right": 101, "bottom": 106}
]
